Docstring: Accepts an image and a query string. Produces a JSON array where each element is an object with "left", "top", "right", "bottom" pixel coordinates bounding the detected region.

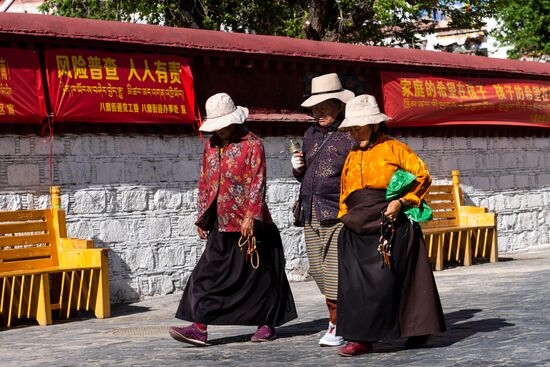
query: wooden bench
[
  {"left": 421, "top": 170, "right": 498, "bottom": 271},
  {"left": 0, "top": 187, "right": 110, "bottom": 327}
]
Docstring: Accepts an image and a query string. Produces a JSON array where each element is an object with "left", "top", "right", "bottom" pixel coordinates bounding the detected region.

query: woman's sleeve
[
  {"left": 393, "top": 141, "right": 432, "bottom": 207},
  {"left": 246, "top": 140, "right": 267, "bottom": 221},
  {"left": 195, "top": 142, "right": 210, "bottom": 225}
]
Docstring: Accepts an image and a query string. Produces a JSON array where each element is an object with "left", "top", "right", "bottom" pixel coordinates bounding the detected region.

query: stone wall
[{"left": 0, "top": 132, "right": 548, "bottom": 302}]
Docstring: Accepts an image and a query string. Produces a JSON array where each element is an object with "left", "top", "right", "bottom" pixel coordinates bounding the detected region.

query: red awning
[{"left": 1, "top": 13, "right": 549, "bottom": 79}]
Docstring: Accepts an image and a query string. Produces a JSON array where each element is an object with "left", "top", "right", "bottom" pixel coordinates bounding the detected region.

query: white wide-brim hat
[
  {"left": 199, "top": 92, "right": 249, "bottom": 133},
  {"left": 339, "top": 94, "right": 388, "bottom": 129},
  {"left": 301, "top": 73, "right": 355, "bottom": 108}
]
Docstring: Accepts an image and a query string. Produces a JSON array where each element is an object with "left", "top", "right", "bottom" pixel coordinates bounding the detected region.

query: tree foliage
[
  {"left": 492, "top": 0, "right": 550, "bottom": 60},
  {"left": 40, "top": 1, "right": 498, "bottom": 47}
]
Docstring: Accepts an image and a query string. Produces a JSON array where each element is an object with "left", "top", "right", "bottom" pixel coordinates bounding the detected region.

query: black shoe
[{"left": 405, "top": 335, "right": 430, "bottom": 349}]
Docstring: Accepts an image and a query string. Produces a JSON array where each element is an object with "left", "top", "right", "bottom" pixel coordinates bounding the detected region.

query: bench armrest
[
  {"left": 58, "top": 248, "right": 109, "bottom": 268},
  {"left": 459, "top": 211, "right": 496, "bottom": 227},
  {"left": 60, "top": 238, "right": 94, "bottom": 250},
  {"left": 460, "top": 205, "right": 488, "bottom": 214}
]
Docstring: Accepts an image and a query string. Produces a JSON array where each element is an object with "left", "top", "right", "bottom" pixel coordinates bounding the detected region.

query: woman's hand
[
  {"left": 197, "top": 226, "right": 208, "bottom": 240},
  {"left": 240, "top": 217, "right": 255, "bottom": 238},
  {"left": 291, "top": 152, "right": 305, "bottom": 172},
  {"left": 384, "top": 199, "right": 404, "bottom": 222}
]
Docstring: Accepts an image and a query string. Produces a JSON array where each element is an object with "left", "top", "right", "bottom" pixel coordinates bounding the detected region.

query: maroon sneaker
[
  {"left": 169, "top": 324, "right": 208, "bottom": 346},
  {"left": 337, "top": 342, "right": 372, "bottom": 357},
  {"left": 250, "top": 325, "right": 276, "bottom": 342}
]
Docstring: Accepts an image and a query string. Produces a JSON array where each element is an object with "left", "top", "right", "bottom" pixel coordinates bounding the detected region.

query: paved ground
[{"left": 2, "top": 248, "right": 550, "bottom": 367}]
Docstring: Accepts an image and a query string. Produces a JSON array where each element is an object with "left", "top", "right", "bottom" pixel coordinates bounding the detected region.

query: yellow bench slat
[
  {"left": 0, "top": 245, "right": 53, "bottom": 261},
  {"left": 0, "top": 221, "right": 48, "bottom": 235},
  {"left": 429, "top": 202, "right": 456, "bottom": 210},
  {"left": 0, "top": 258, "right": 56, "bottom": 273},
  {"left": 424, "top": 193, "right": 454, "bottom": 202},
  {"left": 0, "top": 234, "right": 53, "bottom": 248},
  {"left": 0, "top": 210, "right": 47, "bottom": 222},
  {"left": 0, "top": 265, "right": 101, "bottom": 277}
]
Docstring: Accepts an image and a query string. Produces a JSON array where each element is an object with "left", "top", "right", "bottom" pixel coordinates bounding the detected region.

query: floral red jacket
[{"left": 195, "top": 128, "right": 272, "bottom": 232}]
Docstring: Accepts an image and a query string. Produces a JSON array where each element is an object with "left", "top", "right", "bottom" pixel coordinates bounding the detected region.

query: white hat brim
[
  {"left": 339, "top": 113, "right": 388, "bottom": 129},
  {"left": 199, "top": 106, "right": 249, "bottom": 132},
  {"left": 301, "top": 89, "right": 355, "bottom": 108}
]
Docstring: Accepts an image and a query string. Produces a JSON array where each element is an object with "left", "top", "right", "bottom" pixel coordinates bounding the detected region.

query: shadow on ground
[
  {"left": 110, "top": 303, "right": 152, "bottom": 318},
  {"left": 361, "top": 308, "right": 514, "bottom": 354},
  {"left": 207, "top": 318, "right": 327, "bottom": 345},
  {"left": 431, "top": 308, "right": 514, "bottom": 348}
]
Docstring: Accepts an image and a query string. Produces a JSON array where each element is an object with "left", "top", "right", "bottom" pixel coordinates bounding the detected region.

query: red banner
[
  {"left": 381, "top": 72, "right": 550, "bottom": 128},
  {"left": 45, "top": 49, "right": 195, "bottom": 123},
  {"left": 0, "top": 48, "right": 47, "bottom": 124}
]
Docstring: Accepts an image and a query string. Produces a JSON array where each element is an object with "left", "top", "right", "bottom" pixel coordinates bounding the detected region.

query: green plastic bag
[{"left": 386, "top": 169, "right": 433, "bottom": 223}]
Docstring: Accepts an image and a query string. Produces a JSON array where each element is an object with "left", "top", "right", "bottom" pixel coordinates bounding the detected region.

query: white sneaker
[{"left": 319, "top": 321, "right": 345, "bottom": 347}]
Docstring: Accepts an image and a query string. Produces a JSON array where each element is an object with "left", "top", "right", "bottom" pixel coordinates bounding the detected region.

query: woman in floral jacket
[{"left": 169, "top": 93, "right": 297, "bottom": 346}]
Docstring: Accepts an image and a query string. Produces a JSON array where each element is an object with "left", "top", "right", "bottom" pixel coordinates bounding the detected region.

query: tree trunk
[{"left": 304, "top": 0, "right": 336, "bottom": 41}]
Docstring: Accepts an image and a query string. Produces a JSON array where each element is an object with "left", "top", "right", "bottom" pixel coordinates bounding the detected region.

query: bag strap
[{"left": 307, "top": 131, "right": 333, "bottom": 166}]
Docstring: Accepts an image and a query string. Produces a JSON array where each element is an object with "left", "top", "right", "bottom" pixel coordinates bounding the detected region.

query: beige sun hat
[
  {"left": 301, "top": 73, "right": 355, "bottom": 108},
  {"left": 339, "top": 94, "right": 388, "bottom": 129},
  {"left": 199, "top": 93, "right": 249, "bottom": 132}
]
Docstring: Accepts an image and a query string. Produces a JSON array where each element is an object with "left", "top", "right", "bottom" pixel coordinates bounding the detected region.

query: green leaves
[
  {"left": 39, "top": 0, "right": 548, "bottom": 60},
  {"left": 492, "top": 0, "right": 550, "bottom": 59}
]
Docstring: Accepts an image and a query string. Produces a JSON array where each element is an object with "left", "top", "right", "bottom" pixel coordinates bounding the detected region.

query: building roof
[{"left": 1, "top": 12, "right": 549, "bottom": 79}]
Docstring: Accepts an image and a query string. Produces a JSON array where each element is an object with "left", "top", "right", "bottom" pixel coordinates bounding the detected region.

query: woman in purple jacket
[{"left": 292, "top": 73, "right": 355, "bottom": 347}]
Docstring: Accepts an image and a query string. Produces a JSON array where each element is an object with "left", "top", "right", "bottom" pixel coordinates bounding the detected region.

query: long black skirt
[
  {"left": 175, "top": 222, "right": 297, "bottom": 327},
  {"left": 337, "top": 189, "right": 446, "bottom": 342}
]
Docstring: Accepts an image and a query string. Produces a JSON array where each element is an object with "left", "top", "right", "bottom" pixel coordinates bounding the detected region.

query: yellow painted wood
[
  {"left": 0, "top": 246, "right": 53, "bottom": 261},
  {"left": 425, "top": 193, "right": 454, "bottom": 202},
  {"left": 77, "top": 270, "right": 84, "bottom": 311},
  {"left": 0, "top": 202, "right": 111, "bottom": 327},
  {"left": 464, "top": 230, "right": 472, "bottom": 266},
  {"left": 0, "top": 210, "right": 46, "bottom": 222},
  {"left": 61, "top": 238, "right": 94, "bottom": 249},
  {"left": 58, "top": 271, "right": 67, "bottom": 318},
  {"left": 86, "top": 269, "right": 94, "bottom": 311},
  {"left": 0, "top": 221, "right": 48, "bottom": 235},
  {"left": 428, "top": 202, "right": 456, "bottom": 210},
  {"left": 435, "top": 234, "right": 444, "bottom": 271},
  {"left": 95, "top": 251, "right": 110, "bottom": 318},
  {"left": 447, "top": 232, "right": 455, "bottom": 261},
  {"left": 421, "top": 170, "right": 498, "bottom": 270},
  {"left": 0, "top": 234, "right": 52, "bottom": 248},
  {"left": 0, "top": 258, "right": 56, "bottom": 273},
  {"left": 27, "top": 275, "right": 35, "bottom": 318},
  {"left": 66, "top": 271, "right": 76, "bottom": 319},
  {"left": 491, "top": 228, "right": 498, "bottom": 263},
  {"left": 454, "top": 231, "right": 462, "bottom": 262},
  {"left": 36, "top": 273, "right": 52, "bottom": 326},
  {"left": 18, "top": 275, "right": 25, "bottom": 318},
  {"left": 8, "top": 276, "right": 16, "bottom": 327},
  {"left": 1, "top": 277, "right": 6, "bottom": 312}
]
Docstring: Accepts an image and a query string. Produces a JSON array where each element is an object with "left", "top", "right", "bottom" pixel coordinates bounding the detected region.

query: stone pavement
[{"left": 2, "top": 248, "right": 550, "bottom": 367}]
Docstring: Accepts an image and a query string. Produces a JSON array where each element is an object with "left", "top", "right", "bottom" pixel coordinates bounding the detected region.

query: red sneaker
[
  {"left": 169, "top": 324, "right": 208, "bottom": 346},
  {"left": 250, "top": 325, "right": 276, "bottom": 342},
  {"left": 337, "top": 342, "right": 371, "bottom": 357}
]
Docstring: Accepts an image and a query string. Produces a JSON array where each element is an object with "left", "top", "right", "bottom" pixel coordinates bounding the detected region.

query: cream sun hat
[
  {"left": 339, "top": 94, "right": 388, "bottom": 129},
  {"left": 301, "top": 73, "right": 355, "bottom": 108},
  {"left": 199, "top": 93, "right": 249, "bottom": 133}
]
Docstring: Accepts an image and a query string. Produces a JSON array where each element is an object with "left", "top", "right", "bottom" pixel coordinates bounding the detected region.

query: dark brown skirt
[
  {"left": 337, "top": 188, "right": 446, "bottom": 342},
  {"left": 175, "top": 222, "right": 297, "bottom": 327}
]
